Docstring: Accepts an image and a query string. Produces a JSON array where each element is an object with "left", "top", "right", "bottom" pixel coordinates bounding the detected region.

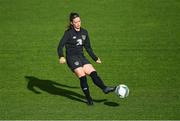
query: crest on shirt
[{"left": 82, "top": 35, "right": 86, "bottom": 40}]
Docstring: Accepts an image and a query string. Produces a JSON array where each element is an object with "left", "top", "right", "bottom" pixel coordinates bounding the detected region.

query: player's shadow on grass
[
  {"left": 25, "top": 76, "right": 107, "bottom": 104},
  {"left": 104, "top": 101, "right": 119, "bottom": 107}
]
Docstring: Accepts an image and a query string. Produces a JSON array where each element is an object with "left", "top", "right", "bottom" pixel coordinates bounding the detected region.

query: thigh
[
  {"left": 83, "top": 64, "right": 96, "bottom": 75},
  {"left": 74, "top": 67, "right": 86, "bottom": 78}
]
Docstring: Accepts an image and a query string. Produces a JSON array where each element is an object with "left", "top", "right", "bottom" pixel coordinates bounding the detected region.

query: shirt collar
[{"left": 72, "top": 27, "right": 81, "bottom": 33}]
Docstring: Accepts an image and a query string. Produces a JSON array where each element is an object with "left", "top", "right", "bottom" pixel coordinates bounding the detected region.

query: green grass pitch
[{"left": 0, "top": 0, "right": 180, "bottom": 120}]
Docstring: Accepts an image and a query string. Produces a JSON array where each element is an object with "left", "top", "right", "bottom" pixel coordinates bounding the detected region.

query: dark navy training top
[{"left": 57, "top": 27, "right": 98, "bottom": 61}]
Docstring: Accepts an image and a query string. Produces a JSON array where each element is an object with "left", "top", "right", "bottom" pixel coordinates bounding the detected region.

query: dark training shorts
[{"left": 66, "top": 54, "right": 91, "bottom": 71}]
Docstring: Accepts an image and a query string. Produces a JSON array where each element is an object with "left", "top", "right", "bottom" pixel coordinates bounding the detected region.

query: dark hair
[{"left": 67, "top": 12, "right": 80, "bottom": 30}]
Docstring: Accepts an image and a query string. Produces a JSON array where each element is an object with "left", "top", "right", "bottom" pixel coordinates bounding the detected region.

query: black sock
[
  {"left": 89, "top": 71, "right": 106, "bottom": 90},
  {"left": 79, "top": 76, "right": 91, "bottom": 99}
]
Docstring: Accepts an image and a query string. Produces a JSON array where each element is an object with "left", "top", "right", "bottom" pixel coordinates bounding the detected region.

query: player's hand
[
  {"left": 59, "top": 57, "right": 66, "bottom": 64},
  {"left": 96, "top": 57, "right": 101, "bottom": 64}
]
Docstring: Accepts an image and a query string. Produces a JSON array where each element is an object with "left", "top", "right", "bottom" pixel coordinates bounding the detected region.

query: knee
[{"left": 76, "top": 72, "right": 86, "bottom": 78}]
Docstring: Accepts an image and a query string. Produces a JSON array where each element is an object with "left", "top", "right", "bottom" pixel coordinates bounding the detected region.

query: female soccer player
[{"left": 57, "top": 12, "right": 115, "bottom": 105}]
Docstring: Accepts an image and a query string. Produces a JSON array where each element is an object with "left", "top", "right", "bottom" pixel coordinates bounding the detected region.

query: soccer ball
[{"left": 115, "top": 84, "right": 129, "bottom": 98}]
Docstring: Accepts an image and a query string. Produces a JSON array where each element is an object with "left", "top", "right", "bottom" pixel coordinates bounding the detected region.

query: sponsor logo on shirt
[
  {"left": 76, "top": 39, "right": 83, "bottom": 46},
  {"left": 73, "top": 36, "right": 77, "bottom": 39}
]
